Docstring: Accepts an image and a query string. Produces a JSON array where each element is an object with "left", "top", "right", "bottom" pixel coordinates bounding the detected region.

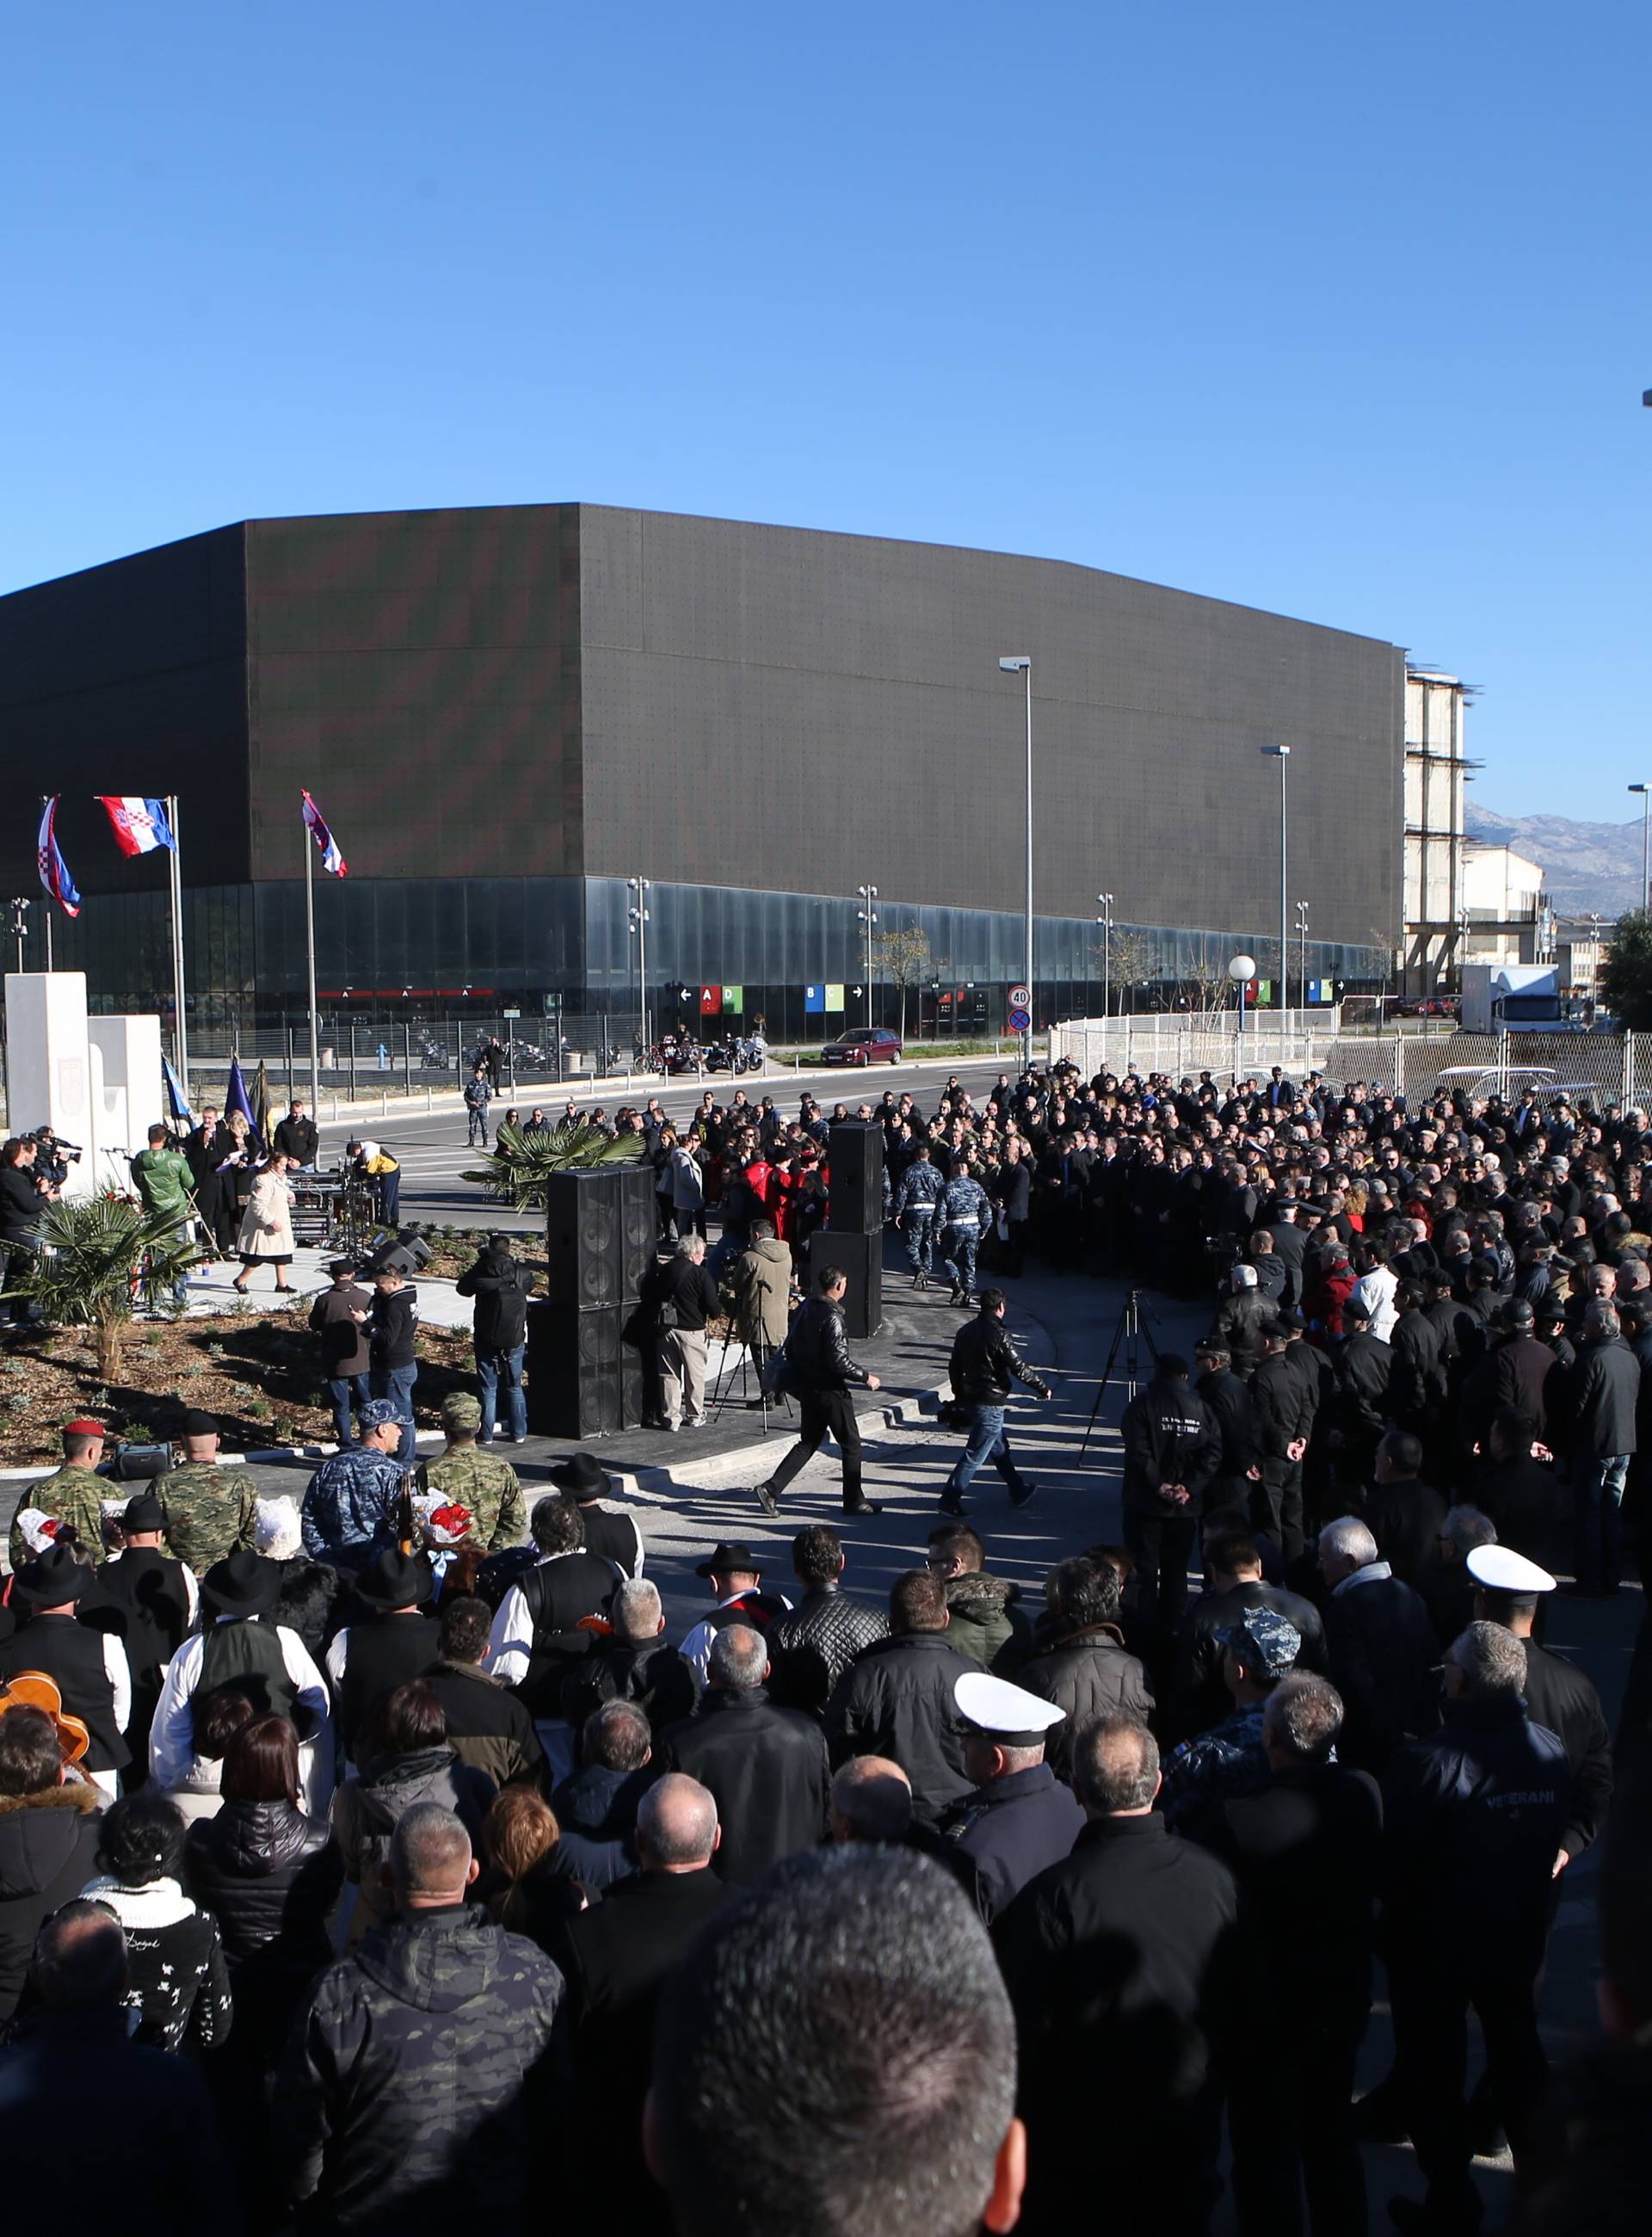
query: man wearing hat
[
  {"left": 307, "top": 1257, "right": 373, "bottom": 1450},
  {"left": 154, "top": 1412, "right": 259, "bottom": 1576},
  {"left": 417, "top": 1393, "right": 527, "bottom": 1553},
  {"left": 679, "top": 1544, "right": 791, "bottom": 1689},
  {"left": 150, "top": 1548, "right": 334, "bottom": 1814},
  {"left": 324, "top": 1548, "right": 441, "bottom": 1766},
  {"left": 1249, "top": 1318, "right": 1316, "bottom": 1562},
  {"left": 1467, "top": 1542, "right": 1612, "bottom": 1868},
  {"left": 7, "top": 1419, "right": 108, "bottom": 1574},
  {"left": 1332, "top": 1291, "right": 1391, "bottom": 1489},
  {"left": 300, "top": 1399, "right": 408, "bottom": 1572},
  {"left": 548, "top": 1452, "right": 643, "bottom": 1578},
  {"left": 92, "top": 1493, "right": 196, "bottom": 1761},
  {"left": 0, "top": 1544, "right": 131, "bottom": 1798},
  {"left": 1159, "top": 1604, "right": 1301, "bottom": 1835},
  {"left": 938, "top": 1671, "right": 1082, "bottom": 1922}
]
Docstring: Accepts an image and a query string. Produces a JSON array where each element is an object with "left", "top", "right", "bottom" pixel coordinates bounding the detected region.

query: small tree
[
  {"left": 461, "top": 1120, "right": 649, "bottom": 1211},
  {"left": 1600, "top": 910, "right": 1652, "bottom": 1031},
  {"left": 16, "top": 1195, "right": 201, "bottom": 1381},
  {"left": 1090, "top": 928, "right": 1156, "bottom": 1014},
  {"left": 872, "top": 925, "right": 933, "bottom": 1038}
]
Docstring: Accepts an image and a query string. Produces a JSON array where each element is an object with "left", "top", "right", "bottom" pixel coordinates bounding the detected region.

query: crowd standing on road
[{"left": 0, "top": 1056, "right": 1649, "bottom": 2233}]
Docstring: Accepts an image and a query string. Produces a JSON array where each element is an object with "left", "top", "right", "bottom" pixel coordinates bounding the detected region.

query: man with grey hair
[
  {"left": 567, "top": 1577, "right": 699, "bottom": 1735},
  {"left": 997, "top": 1712, "right": 1295, "bottom": 2236},
  {"left": 1567, "top": 1294, "right": 1639, "bottom": 1596},
  {"left": 1379, "top": 1625, "right": 1569, "bottom": 2235},
  {"left": 1418, "top": 1504, "right": 1498, "bottom": 1648},
  {"left": 274, "top": 1803, "right": 565, "bottom": 2232},
  {"left": 649, "top": 1231, "right": 720, "bottom": 1433},
  {"left": 556, "top": 1773, "right": 729, "bottom": 2217},
  {"left": 1316, "top": 1513, "right": 1436, "bottom": 1772},
  {"left": 659, "top": 1624, "right": 829, "bottom": 1885}
]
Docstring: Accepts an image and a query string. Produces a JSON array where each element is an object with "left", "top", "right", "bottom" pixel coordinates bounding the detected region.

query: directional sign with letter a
[{"left": 700, "top": 986, "right": 721, "bottom": 1016}]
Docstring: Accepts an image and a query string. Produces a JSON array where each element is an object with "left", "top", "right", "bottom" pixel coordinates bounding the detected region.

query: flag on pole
[
  {"left": 250, "top": 1061, "right": 272, "bottom": 1152},
  {"left": 96, "top": 797, "right": 178, "bottom": 857},
  {"left": 36, "top": 798, "right": 81, "bottom": 917},
  {"left": 301, "top": 792, "right": 348, "bottom": 877},
  {"left": 162, "top": 1055, "right": 194, "bottom": 1127},
  {"left": 225, "top": 1055, "right": 256, "bottom": 1136}
]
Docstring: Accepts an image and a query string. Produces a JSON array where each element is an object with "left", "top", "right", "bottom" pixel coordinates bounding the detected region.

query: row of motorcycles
[{"left": 633, "top": 1033, "right": 767, "bottom": 1076}]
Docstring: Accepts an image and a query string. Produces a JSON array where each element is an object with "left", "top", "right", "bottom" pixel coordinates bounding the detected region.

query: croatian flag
[
  {"left": 301, "top": 791, "right": 348, "bottom": 877},
  {"left": 96, "top": 796, "right": 177, "bottom": 857},
  {"left": 37, "top": 797, "right": 81, "bottom": 917}
]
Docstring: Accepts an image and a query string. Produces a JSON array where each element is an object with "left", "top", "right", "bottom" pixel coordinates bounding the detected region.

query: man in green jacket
[{"left": 129, "top": 1125, "right": 198, "bottom": 1306}]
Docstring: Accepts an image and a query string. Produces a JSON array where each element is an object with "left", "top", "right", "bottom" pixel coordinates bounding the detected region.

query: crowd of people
[{"left": 0, "top": 1052, "right": 1649, "bottom": 2235}]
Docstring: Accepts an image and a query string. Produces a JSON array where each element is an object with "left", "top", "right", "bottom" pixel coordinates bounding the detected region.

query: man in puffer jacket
[
  {"left": 924, "top": 1521, "right": 1032, "bottom": 1673},
  {"left": 1017, "top": 1556, "right": 1154, "bottom": 1779},
  {"left": 274, "top": 1804, "right": 564, "bottom": 2235}
]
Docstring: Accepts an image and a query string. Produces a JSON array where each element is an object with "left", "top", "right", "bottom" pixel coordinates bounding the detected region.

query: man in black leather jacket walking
[
  {"left": 940, "top": 1290, "right": 1051, "bottom": 1516},
  {"left": 755, "top": 1266, "right": 883, "bottom": 1518}
]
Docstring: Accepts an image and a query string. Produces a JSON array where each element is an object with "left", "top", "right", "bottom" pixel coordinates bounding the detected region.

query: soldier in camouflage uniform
[
  {"left": 8, "top": 1417, "right": 111, "bottom": 1573},
  {"left": 938, "top": 1159, "right": 994, "bottom": 1306},
  {"left": 157, "top": 1410, "right": 259, "bottom": 1575},
  {"left": 894, "top": 1145, "right": 945, "bottom": 1286},
  {"left": 417, "top": 1391, "right": 526, "bottom": 1551},
  {"left": 1160, "top": 1605, "right": 1301, "bottom": 1835},
  {"left": 300, "top": 1398, "right": 407, "bottom": 1572}
]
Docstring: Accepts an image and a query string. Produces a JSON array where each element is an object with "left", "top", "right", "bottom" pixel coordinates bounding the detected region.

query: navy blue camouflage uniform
[
  {"left": 895, "top": 1157, "right": 945, "bottom": 1275},
  {"left": 939, "top": 1173, "right": 993, "bottom": 1298},
  {"left": 300, "top": 1399, "right": 406, "bottom": 1571}
]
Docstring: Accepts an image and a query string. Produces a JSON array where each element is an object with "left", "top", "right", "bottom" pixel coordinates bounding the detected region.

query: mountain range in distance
[{"left": 1465, "top": 804, "right": 1648, "bottom": 920}]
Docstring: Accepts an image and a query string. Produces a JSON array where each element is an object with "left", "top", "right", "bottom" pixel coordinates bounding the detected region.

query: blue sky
[{"left": 3, "top": 2, "right": 1645, "bottom": 816}]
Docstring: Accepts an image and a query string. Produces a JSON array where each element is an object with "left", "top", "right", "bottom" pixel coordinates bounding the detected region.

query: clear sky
[{"left": 3, "top": 2, "right": 1645, "bottom": 816}]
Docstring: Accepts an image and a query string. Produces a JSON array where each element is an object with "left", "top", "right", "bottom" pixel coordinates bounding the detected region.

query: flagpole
[
  {"left": 305, "top": 812, "right": 321, "bottom": 1112},
  {"left": 167, "top": 793, "right": 189, "bottom": 1101}
]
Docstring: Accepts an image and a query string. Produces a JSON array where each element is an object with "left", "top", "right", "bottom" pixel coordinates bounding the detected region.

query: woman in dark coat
[{"left": 80, "top": 1790, "right": 232, "bottom": 2055}]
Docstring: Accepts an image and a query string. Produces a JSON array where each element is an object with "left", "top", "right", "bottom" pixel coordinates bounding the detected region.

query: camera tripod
[
  {"left": 1078, "top": 1287, "right": 1162, "bottom": 1462},
  {"left": 708, "top": 1336, "right": 794, "bottom": 1432}
]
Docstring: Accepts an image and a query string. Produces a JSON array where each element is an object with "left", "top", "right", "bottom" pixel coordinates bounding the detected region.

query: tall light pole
[
  {"left": 1630, "top": 784, "right": 1651, "bottom": 914},
  {"left": 999, "top": 656, "right": 1033, "bottom": 1050},
  {"left": 1260, "top": 745, "right": 1291, "bottom": 1018},
  {"left": 1295, "top": 900, "right": 1309, "bottom": 1011},
  {"left": 7, "top": 897, "right": 29, "bottom": 976},
  {"left": 626, "top": 877, "right": 650, "bottom": 1050},
  {"left": 1096, "top": 891, "right": 1114, "bottom": 1018},
  {"left": 855, "top": 885, "right": 878, "bottom": 1026}
]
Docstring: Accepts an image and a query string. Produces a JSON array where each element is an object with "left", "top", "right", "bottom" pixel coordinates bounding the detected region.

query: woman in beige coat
[{"left": 234, "top": 1149, "right": 296, "bottom": 1293}]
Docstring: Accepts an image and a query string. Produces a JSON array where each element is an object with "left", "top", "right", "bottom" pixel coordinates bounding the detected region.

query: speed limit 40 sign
[{"left": 1008, "top": 984, "right": 1031, "bottom": 1011}]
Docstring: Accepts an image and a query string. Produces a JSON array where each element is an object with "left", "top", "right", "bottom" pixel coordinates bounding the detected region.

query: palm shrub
[
  {"left": 15, "top": 1194, "right": 201, "bottom": 1380},
  {"left": 461, "top": 1120, "right": 648, "bottom": 1210}
]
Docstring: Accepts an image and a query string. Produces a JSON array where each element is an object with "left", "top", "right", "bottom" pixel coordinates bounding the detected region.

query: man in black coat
[
  {"left": 767, "top": 1524, "right": 887, "bottom": 1718},
  {"left": 996, "top": 1712, "right": 1298, "bottom": 2237},
  {"left": 1567, "top": 1299, "right": 1641, "bottom": 1596},
  {"left": 937, "top": 1671, "right": 1083, "bottom": 1924},
  {"left": 0, "top": 1544, "right": 130, "bottom": 1799},
  {"left": 1461, "top": 1298, "right": 1557, "bottom": 1456},
  {"left": 487, "top": 1494, "right": 617, "bottom": 1778},
  {"left": 659, "top": 1625, "right": 829, "bottom": 1886},
  {"left": 1472, "top": 1408, "right": 1563, "bottom": 1568},
  {"left": 1202, "top": 1673, "right": 1381, "bottom": 2237},
  {"left": 454, "top": 1233, "right": 530, "bottom": 1446},
  {"left": 0, "top": 1902, "right": 237, "bottom": 2237},
  {"left": 1466, "top": 1544, "right": 1612, "bottom": 1868},
  {"left": 554, "top": 1773, "right": 729, "bottom": 2217},
  {"left": 325, "top": 1548, "right": 441, "bottom": 1767},
  {"left": 1316, "top": 1516, "right": 1437, "bottom": 1772},
  {"left": 86, "top": 1492, "right": 194, "bottom": 1761},
  {"left": 1361, "top": 1430, "right": 1448, "bottom": 1588},
  {"left": 561, "top": 1578, "right": 699, "bottom": 1736},
  {"left": 824, "top": 1570, "right": 977, "bottom": 1825},
  {"left": 1170, "top": 1525, "right": 1326, "bottom": 1742},
  {"left": 1333, "top": 1294, "right": 1391, "bottom": 1494},
  {"left": 1120, "top": 1353, "right": 1219, "bottom": 1631},
  {"left": 0, "top": 1702, "right": 105, "bottom": 2026},
  {"left": 1250, "top": 1320, "right": 1316, "bottom": 1562},
  {"left": 1017, "top": 1556, "right": 1153, "bottom": 1780},
  {"left": 1193, "top": 1334, "right": 1261, "bottom": 1511},
  {"left": 755, "top": 1264, "right": 883, "bottom": 1518}
]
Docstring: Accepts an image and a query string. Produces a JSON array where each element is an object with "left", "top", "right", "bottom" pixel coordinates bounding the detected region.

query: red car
[{"left": 819, "top": 1027, "right": 903, "bottom": 1066}]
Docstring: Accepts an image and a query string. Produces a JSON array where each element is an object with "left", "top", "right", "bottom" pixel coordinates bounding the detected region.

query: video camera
[
  {"left": 366, "top": 1223, "right": 434, "bottom": 1279},
  {"left": 26, "top": 1127, "right": 82, "bottom": 1163}
]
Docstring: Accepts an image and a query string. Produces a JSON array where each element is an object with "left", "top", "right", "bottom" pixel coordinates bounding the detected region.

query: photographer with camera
[{"left": 1, "top": 1137, "right": 46, "bottom": 1328}]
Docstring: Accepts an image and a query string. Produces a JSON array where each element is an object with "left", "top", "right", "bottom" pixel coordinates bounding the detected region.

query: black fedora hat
[
  {"left": 353, "top": 1548, "right": 435, "bottom": 1611},
  {"left": 549, "top": 1452, "right": 612, "bottom": 1500},
  {"left": 201, "top": 1549, "right": 280, "bottom": 1617},
  {"left": 120, "top": 1492, "right": 166, "bottom": 1534},
  {"left": 694, "top": 1540, "right": 761, "bottom": 1581},
  {"left": 12, "top": 1542, "right": 96, "bottom": 1608}
]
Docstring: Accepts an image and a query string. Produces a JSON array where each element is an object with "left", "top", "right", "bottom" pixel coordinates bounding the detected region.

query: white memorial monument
[{"left": 3, "top": 972, "right": 171, "bottom": 1199}]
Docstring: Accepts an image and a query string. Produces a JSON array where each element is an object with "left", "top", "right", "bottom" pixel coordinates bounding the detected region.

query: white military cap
[
  {"left": 1466, "top": 1544, "right": 1557, "bottom": 1595},
  {"left": 953, "top": 1670, "right": 1066, "bottom": 1745}
]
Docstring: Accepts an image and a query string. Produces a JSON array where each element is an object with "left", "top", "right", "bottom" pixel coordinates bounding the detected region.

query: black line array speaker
[
  {"left": 828, "top": 1118, "right": 884, "bottom": 1235},
  {"left": 806, "top": 1228, "right": 885, "bottom": 1340},
  {"left": 542, "top": 1165, "right": 656, "bottom": 1308},
  {"left": 526, "top": 1301, "right": 646, "bottom": 1438}
]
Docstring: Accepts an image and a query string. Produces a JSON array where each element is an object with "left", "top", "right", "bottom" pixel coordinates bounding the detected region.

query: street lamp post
[
  {"left": 855, "top": 885, "right": 878, "bottom": 1027},
  {"left": 999, "top": 656, "right": 1033, "bottom": 1054},
  {"left": 1229, "top": 954, "right": 1257, "bottom": 1050},
  {"left": 1260, "top": 746, "right": 1291, "bottom": 1030},
  {"left": 1096, "top": 892, "right": 1113, "bottom": 1019},
  {"left": 1630, "top": 784, "right": 1651, "bottom": 914},
  {"left": 6, "top": 897, "right": 28, "bottom": 976},
  {"left": 626, "top": 877, "right": 650, "bottom": 1051},
  {"left": 1295, "top": 900, "right": 1309, "bottom": 1015}
]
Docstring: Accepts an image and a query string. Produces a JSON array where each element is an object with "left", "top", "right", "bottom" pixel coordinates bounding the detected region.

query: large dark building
[{"left": 0, "top": 504, "right": 1401, "bottom": 1045}]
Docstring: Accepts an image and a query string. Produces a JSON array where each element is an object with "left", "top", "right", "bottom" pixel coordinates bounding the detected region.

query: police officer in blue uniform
[
  {"left": 938, "top": 1159, "right": 994, "bottom": 1305},
  {"left": 894, "top": 1145, "right": 945, "bottom": 1286},
  {"left": 939, "top": 1670, "right": 1084, "bottom": 1922}
]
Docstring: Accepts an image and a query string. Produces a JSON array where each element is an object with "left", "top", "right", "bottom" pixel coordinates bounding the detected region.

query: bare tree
[
  {"left": 873, "top": 924, "right": 933, "bottom": 1039},
  {"left": 1089, "top": 927, "right": 1157, "bottom": 1014}
]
